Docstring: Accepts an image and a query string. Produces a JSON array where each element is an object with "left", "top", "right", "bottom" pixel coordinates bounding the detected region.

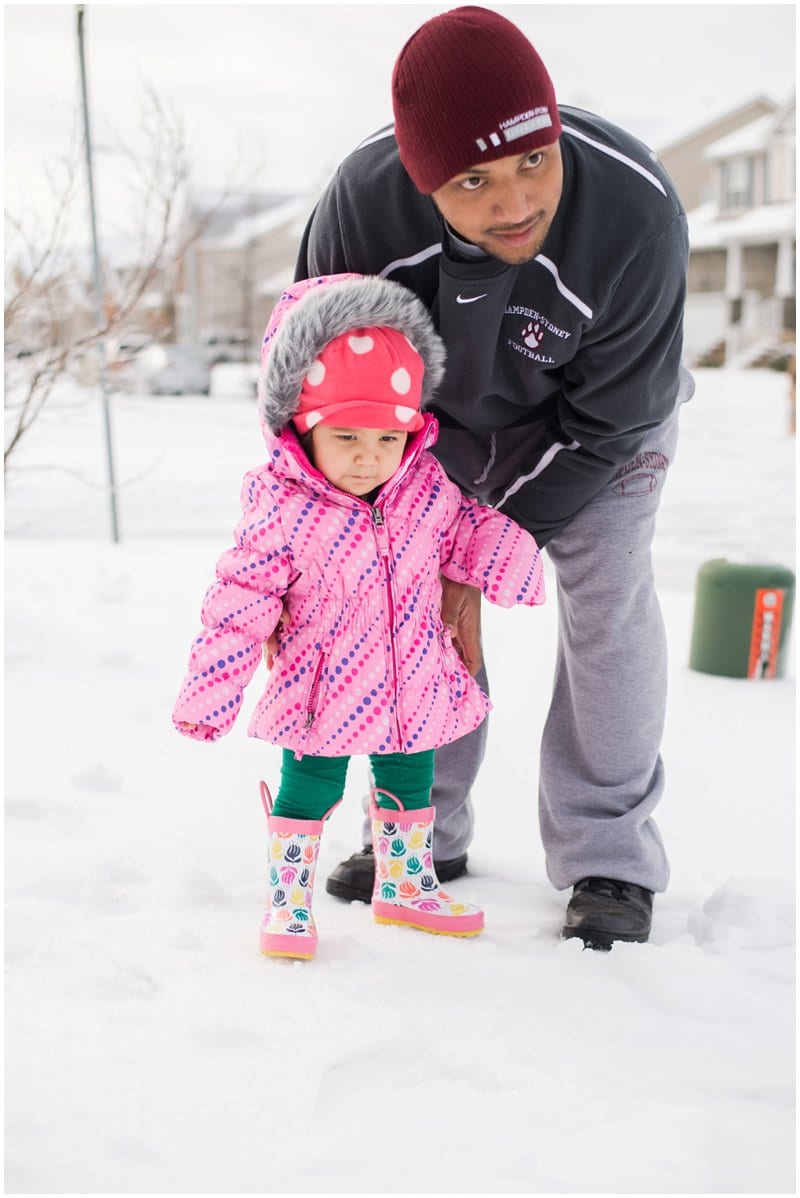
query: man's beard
[{"left": 476, "top": 215, "right": 554, "bottom": 265}]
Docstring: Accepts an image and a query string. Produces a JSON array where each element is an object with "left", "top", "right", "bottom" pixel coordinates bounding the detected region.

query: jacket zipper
[
  {"left": 373, "top": 506, "right": 404, "bottom": 751},
  {"left": 305, "top": 654, "right": 326, "bottom": 728}
]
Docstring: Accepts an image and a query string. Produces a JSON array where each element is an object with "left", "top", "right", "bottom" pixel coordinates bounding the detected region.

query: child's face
[{"left": 307, "top": 426, "right": 409, "bottom": 497}]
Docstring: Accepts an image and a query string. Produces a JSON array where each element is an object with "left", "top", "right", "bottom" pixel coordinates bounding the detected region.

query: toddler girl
[{"left": 173, "top": 274, "right": 545, "bottom": 959}]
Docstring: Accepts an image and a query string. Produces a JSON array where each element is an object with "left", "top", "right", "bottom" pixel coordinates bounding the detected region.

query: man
[{"left": 294, "top": 5, "right": 693, "bottom": 949}]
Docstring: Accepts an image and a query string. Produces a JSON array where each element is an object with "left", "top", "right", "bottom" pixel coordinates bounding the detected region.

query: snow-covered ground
[{"left": 4, "top": 368, "right": 796, "bottom": 1194}]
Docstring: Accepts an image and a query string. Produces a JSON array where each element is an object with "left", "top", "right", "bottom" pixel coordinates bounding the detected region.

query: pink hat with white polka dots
[
  {"left": 293, "top": 325, "right": 425, "bottom": 435},
  {"left": 259, "top": 274, "right": 446, "bottom": 435}
]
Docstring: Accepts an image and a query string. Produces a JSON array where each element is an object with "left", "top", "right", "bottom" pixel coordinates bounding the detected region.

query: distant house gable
[
  {"left": 656, "top": 95, "right": 778, "bottom": 212},
  {"left": 189, "top": 192, "right": 310, "bottom": 251},
  {"left": 765, "top": 97, "right": 796, "bottom": 204},
  {"left": 704, "top": 96, "right": 796, "bottom": 213},
  {"left": 176, "top": 191, "right": 311, "bottom": 355},
  {"left": 186, "top": 191, "right": 294, "bottom": 239},
  {"left": 705, "top": 114, "right": 775, "bottom": 213}
]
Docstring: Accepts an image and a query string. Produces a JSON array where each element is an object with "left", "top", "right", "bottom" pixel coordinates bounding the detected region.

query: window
[{"left": 721, "top": 157, "right": 754, "bottom": 212}]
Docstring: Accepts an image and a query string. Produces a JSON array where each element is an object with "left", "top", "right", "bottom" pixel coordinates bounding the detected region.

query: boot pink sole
[
  {"left": 372, "top": 900, "right": 484, "bottom": 937},
  {"left": 260, "top": 931, "right": 317, "bottom": 959}
]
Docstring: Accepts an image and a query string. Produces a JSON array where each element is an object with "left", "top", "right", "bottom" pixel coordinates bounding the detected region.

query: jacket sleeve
[
  {"left": 499, "top": 216, "right": 690, "bottom": 542},
  {"left": 439, "top": 480, "right": 545, "bottom": 609},
  {"left": 172, "top": 469, "right": 293, "bottom": 742}
]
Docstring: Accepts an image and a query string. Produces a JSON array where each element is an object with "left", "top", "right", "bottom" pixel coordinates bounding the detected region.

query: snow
[
  {"left": 4, "top": 368, "right": 796, "bottom": 1194},
  {"left": 688, "top": 199, "right": 796, "bottom": 250}
]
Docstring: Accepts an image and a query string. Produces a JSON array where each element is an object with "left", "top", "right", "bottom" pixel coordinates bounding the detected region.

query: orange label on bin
[{"left": 747, "top": 588, "right": 785, "bottom": 678}]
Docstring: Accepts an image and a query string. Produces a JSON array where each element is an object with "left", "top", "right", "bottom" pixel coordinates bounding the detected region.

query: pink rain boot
[
  {"left": 369, "top": 790, "right": 484, "bottom": 937},
  {"left": 258, "top": 782, "right": 339, "bottom": 960}
]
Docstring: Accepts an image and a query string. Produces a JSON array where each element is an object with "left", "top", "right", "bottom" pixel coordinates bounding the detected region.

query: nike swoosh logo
[{"left": 456, "top": 293, "right": 488, "bottom": 304}]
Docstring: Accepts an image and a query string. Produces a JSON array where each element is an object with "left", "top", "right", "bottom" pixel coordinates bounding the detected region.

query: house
[
  {"left": 658, "top": 98, "right": 796, "bottom": 366},
  {"left": 175, "top": 191, "right": 312, "bottom": 361},
  {"left": 657, "top": 96, "right": 779, "bottom": 213}
]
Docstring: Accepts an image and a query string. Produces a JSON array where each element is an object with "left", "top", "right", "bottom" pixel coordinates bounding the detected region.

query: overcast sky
[{"left": 3, "top": 1, "right": 796, "bottom": 234}]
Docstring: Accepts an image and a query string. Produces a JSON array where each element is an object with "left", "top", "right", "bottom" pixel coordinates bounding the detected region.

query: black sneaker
[
  {"left": 561, "top": 876, "right": 654, "bottom": 951},
  {"left": 325, "top": 846, "right": 468, "bottom": 903}
]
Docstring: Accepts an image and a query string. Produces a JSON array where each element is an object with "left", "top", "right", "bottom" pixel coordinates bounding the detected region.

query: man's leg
[
  {"left": 540, "top": 407, "right": 682, "bottom": 915},
  {"left": 363, "top": 665, "right": 488, "bottom": 856}
]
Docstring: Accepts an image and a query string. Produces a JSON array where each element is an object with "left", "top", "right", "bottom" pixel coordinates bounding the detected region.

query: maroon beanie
[{"left": 392, "top": 6, "right": 562, "bottom": 195}]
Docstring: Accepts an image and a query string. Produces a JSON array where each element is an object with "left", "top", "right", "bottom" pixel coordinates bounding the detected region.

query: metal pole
[{"left": 76, "top": 4, "right": 120, "bottom": 542}]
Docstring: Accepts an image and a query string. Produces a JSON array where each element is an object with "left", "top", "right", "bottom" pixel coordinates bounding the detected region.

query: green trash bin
[{"left": 689, "top": 559, "right": 795, "bottom": 678}]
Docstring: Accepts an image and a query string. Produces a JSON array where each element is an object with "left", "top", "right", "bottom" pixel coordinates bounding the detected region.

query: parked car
[
  {"left": 107, "top": 333, "right": 152, "bottom": 363},
  {"left": 134, "top": 344, "right": 210, "bottom": 395},
  {"left": 106, "top": 334, "right": 153, "bottom": 391},
  {"left": 199, "top": 331, "right": 250, "bottom": 366},
  {"left": 5, "top": 341, "right": 38, "bottom": 359}
]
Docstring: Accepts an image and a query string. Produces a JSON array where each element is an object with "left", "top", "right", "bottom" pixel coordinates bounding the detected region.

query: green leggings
[{"left": 271, "top": 748, "right": 436, "bottom": 821}]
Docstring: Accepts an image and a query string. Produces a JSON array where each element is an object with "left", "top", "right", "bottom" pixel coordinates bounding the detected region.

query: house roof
[
  {"left": 655, "top": 95, "right": 778, "bottom": 155},
  {"left": 770, "top": 95, "right": 797, "bottom": 136},
  {"left": 704, "top": 114, "right": 777, "bottom": 160},
  {"left": 196, "top": 195, "right": 311, "bottom": 250},
  {"left": 704, "top": 96, "right": 795, "bottom": 161},
  {"left": 188, "top": 191, "right": 307, "bottom": 240},
  {"left": 688, "top": 199, "right": 796, "bottom": 248}
]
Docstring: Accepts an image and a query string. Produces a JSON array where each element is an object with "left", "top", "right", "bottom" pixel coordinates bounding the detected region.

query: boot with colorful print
[
  {"left": 369, "top": 790, "right": 484, "bottom": 937},
  {"left": 258, "top": 782, "right": 339, "bottom": 960}
]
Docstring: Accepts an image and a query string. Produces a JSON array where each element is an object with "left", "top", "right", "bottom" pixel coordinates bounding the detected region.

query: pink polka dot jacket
[{"left": 172, "top": 415, "right": 545, "bottom": 755}]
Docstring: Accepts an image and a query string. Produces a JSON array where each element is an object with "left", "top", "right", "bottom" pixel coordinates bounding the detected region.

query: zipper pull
[{"left": 372, "top": 506, "right": 390, "bottom": 557}]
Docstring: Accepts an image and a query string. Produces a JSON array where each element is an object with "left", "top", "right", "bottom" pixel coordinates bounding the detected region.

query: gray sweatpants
[{"left": 364, "top": 400, "right": 684, "bottom": 894}]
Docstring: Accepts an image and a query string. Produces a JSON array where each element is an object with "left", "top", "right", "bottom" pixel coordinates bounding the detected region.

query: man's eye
[
  {"left": 525, "top": 152, "right": 545, "bottom": 169},
  {"left": 459, "top": 176, "right": 484, "bottom": 191}
]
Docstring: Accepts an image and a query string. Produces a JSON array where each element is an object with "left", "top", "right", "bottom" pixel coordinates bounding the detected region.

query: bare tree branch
[
  {"left": 4, "top": 156, "right": 80, "bottom": 331},
  {"left": 5, "top": 83, "right": 264, "bottom": 475}
]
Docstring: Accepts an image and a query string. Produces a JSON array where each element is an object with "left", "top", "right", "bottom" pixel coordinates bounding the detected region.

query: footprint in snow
[{"left": 70, "top": 763, "right": 125, "bottom": 793}]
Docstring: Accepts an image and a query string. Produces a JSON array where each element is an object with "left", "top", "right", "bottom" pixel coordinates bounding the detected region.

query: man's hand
[
  {"left": 440, "top": 578, "right": 483, "bottom": 676},
  {"left": 263, "top": 606, "right": 291, "bottom": 670}
]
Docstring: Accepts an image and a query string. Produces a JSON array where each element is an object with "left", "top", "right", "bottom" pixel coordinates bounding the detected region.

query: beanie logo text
[{"left": 476, "top": 108, "right": 553, "bottom": 153}]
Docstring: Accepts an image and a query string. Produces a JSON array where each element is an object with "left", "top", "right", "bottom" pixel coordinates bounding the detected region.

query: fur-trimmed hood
[{"left": 259, "top": 273, "right": 446, "bottom": 434}]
